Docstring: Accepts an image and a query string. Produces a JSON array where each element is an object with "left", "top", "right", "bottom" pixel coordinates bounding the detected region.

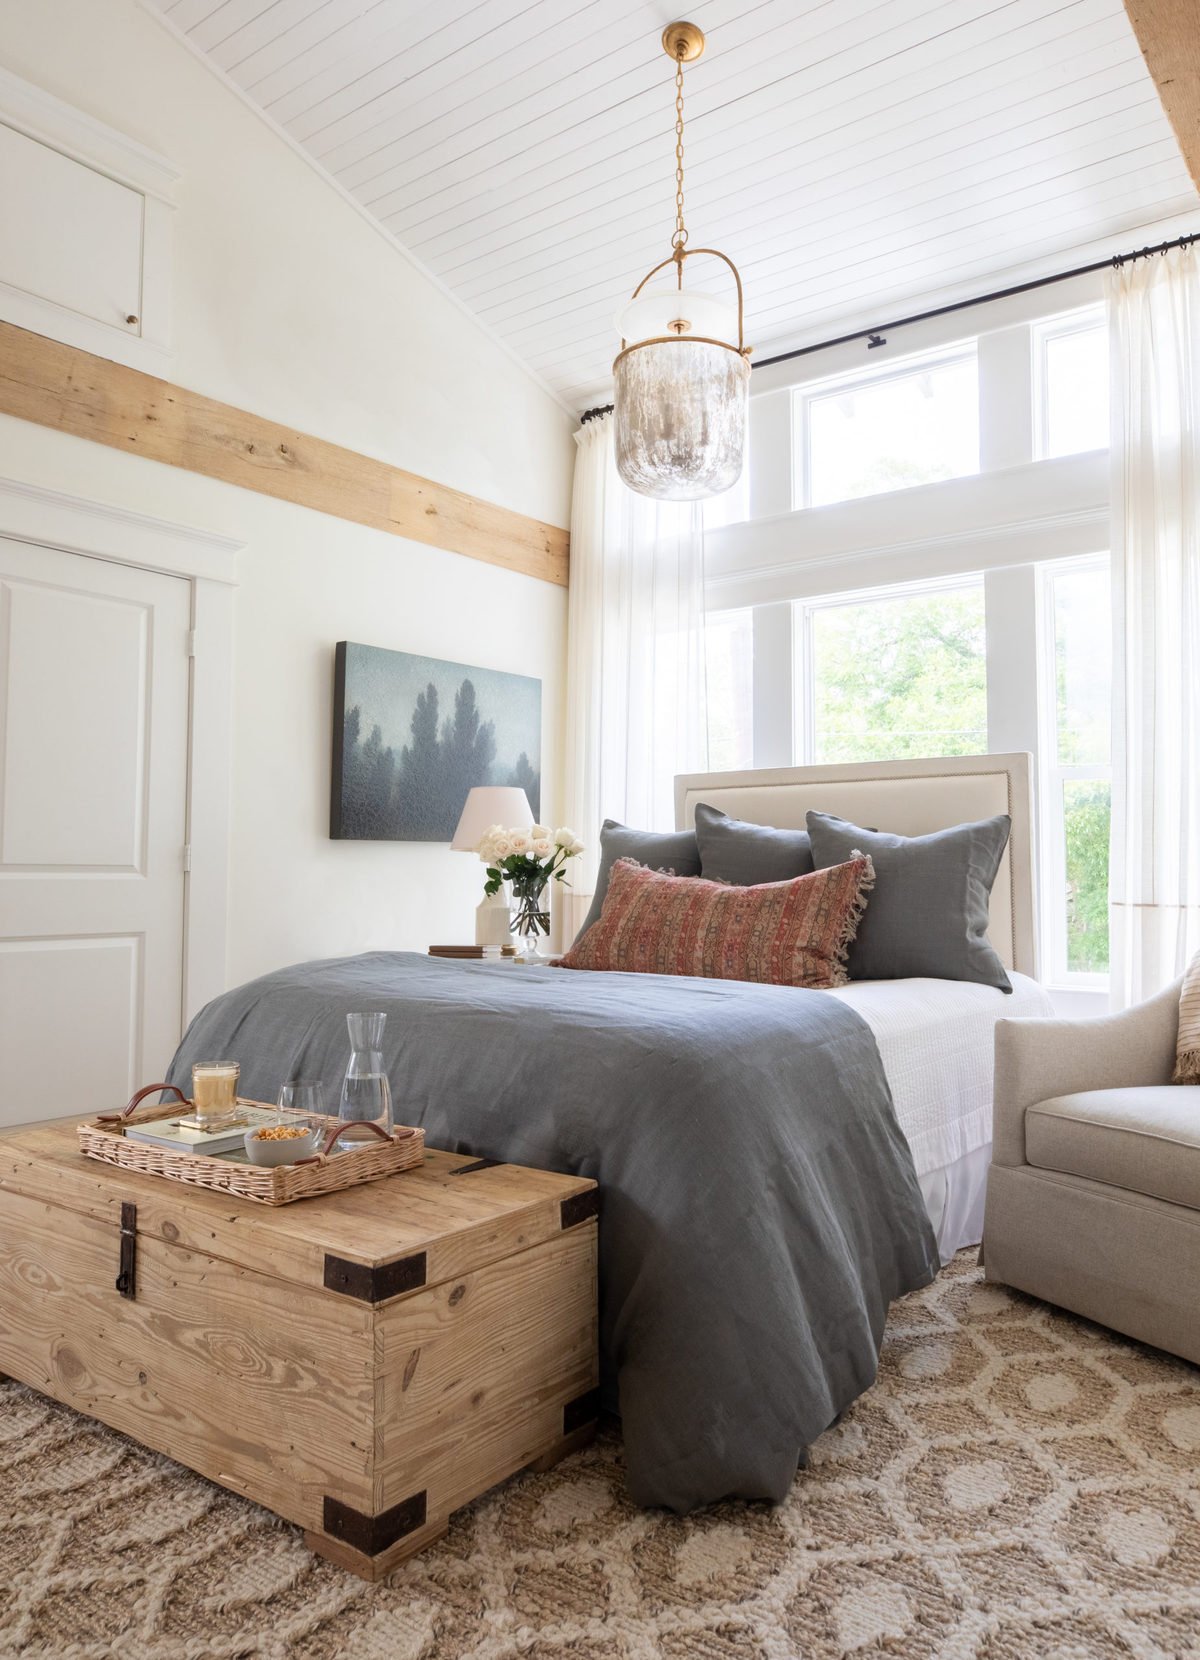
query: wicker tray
[{"left": 78, "top": 1083, "right": 425, "bottom": 1206}]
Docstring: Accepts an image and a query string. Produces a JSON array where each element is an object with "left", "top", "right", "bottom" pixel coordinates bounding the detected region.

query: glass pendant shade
[
  {"left": 609, "top": 21, "right": 751, "bottom": 502},
  {"left": 615, "top": 287, "right": 737, "bottom": 346},
  {"left": 614, "top": 337, "right": 750, "bottom": 502}
]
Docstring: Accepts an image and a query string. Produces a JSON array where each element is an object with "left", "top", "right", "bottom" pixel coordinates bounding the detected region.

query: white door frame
[{"left": 0, "top": 475, "right": 240, "bottom": 1022}]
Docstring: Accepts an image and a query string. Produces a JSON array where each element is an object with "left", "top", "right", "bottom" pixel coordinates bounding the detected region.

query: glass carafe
[{"left": 337, "top": 1012, "right": 392, "bottom": 1151}]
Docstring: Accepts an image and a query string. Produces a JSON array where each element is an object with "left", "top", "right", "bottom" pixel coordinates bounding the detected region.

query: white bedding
[
  {"left": 826, "top": 971, "right": 1052, "bottom": 1175},
  {"left": 826, "top": 972, "right": 1054, "bottom": 1260}
]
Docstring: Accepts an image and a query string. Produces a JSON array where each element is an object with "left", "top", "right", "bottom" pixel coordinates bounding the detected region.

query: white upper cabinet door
[
  {"left": 0, "top": 123, "right": 144, "bottom": 333},
  {"left": 0, "top": 540, "right": 191, "bottom": 1125},
  {"left": 0, "top": 67, "right": 178, "bottom": 368}
]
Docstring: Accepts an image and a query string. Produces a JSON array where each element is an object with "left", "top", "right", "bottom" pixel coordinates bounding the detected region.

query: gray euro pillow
[
  {"left": 695, "top": 802, "right": 815, "bottom": 885},
  {"left": 575, "top": 820, "right": 701, "bottom": 939},
  {"left": 805, "top": 810, "right": 1013, "bottom": 992}
]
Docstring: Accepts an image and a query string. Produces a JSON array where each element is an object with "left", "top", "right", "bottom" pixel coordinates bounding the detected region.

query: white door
[{"left": 0, "top": 538, "right": 191, "bottom": 1124}]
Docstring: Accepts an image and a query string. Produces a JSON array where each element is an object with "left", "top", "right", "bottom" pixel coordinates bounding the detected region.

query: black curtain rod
[{"left": 578, "top": 229, "right": 1198, "bottom": 421}]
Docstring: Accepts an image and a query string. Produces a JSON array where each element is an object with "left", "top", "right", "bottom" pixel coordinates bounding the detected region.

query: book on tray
[{"left": 124, "top": 1105, "right": 280, "bottom": 1156}]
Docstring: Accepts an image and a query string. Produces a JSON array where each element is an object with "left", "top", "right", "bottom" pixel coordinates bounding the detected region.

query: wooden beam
[
  {"left": 1123, "top": 0, "right": 1200, "bottom": 191},
  {"left": 0, "top": 320, "right": 569, "bottom": 586}
]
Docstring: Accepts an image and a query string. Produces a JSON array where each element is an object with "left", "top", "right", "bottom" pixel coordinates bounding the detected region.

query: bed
[
  {"left": 167, "top": 753, "right": 1048, "bottom": 1513},
  {"left": 676, "top": 753, "right": 1052, "bottom": 1261}
]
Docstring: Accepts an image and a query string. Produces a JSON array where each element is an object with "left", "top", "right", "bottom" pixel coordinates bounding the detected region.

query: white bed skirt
[
  {"left": 918, "top": 1140, "right": 992, "bottom": 1264},
  {"left": 827, "top": 972, "right": 1054, "bottom": 1266}
]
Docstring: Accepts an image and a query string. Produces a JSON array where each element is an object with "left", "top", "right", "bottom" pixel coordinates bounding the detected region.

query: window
[
  {"left": 1039, "top": 556, "right": 1111, "bottom": 983},
  {"left": 794, "top": 347, "right": 979, "bottom": 509},
  {"left": 709, "top": 296, "right": 1114, "bottom": 991},
  {"left": 1035, "top": 310, "right": 1108, "bottom": 459},
  {"left": 794, "top": 577, "right": 987, "bottom": 764},
  {"left": 704, "top": 608, "right": 754, "bottom": 771}
]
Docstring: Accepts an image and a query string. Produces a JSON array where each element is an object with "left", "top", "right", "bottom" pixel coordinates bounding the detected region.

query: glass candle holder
[{"left": 192, "top": 1061, "right": 240, "bottom": 1130}]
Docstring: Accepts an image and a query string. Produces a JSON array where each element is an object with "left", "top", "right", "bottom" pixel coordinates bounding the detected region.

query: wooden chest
[{"left": 0, "top": 1119, "right": 599, "bottom": 1579}]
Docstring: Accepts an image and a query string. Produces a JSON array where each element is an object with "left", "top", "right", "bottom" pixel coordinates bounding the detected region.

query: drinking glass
[
  {"left": 276, "top": 1079, "right": 325, "bottom": 1127},
  {"left": 192, "top": 1061, "right": 240, "bottom": 1130},
  {"left": 337, "top": 1012, "right": 392, "bottom": 1151}
]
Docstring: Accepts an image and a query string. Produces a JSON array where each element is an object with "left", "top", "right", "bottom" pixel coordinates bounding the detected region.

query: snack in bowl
[{"left": 244, "top": 1120, "right": 322, "bottom": 1166}]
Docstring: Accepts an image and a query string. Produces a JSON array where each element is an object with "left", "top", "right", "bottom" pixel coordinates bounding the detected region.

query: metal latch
[{"left": 115, "top": 1201, "right": 137, "bottom": 1299}]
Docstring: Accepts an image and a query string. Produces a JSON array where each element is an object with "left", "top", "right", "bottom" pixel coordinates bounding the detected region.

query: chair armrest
[{"left": 991, "top": 978, "right": 1182, "bottom": 1167}]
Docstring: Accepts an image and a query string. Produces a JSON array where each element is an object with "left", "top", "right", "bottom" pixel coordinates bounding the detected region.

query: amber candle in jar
[{"left": 191, "top": 1061, "right": 240, "bottom": 1129}]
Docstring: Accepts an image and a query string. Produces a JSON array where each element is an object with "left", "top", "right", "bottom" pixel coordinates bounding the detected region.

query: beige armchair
[{"left": 983, "top": 978, "right": 1200, "bottom": 1365}]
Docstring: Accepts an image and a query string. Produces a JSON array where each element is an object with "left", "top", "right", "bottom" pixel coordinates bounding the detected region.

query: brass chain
[{"left": 671, "top": 49, "right": 687, "bottom": 261}]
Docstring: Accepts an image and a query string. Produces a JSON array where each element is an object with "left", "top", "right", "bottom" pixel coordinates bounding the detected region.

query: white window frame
[
  {"left": 1036, "top": 552, "right": 1111, "bottom": 991},
  {"left": 791, "top": 341, "right": 980, "bottom": 512},
  {"left": 1032, "top": 304, "right": 1106, "bottom": 461},
  {"left": 792, "top": 571, "right": 988, "bottom": 765},
  {"left": 701, "top": 271, "right": 1136, "bottom": 1002}
]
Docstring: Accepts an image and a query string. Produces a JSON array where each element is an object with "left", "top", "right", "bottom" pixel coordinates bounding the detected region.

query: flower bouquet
[{"left": 477, "top": 824, "right": 584, "bottom": 960}]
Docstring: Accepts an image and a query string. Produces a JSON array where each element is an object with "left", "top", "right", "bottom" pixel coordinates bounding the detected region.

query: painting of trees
[{"left": 331, "top": 643, "right": 541, "bottom": 841}]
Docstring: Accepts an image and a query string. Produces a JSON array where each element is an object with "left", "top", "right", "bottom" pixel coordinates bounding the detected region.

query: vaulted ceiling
[{"left": 150, "top": 0, "right": 1199, "bottom": 411}]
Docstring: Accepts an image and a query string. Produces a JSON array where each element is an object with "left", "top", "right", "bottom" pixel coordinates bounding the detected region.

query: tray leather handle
[
  {"left": 97, "top": 1082, "right": 189, "bottom": 1124},
  {"left": 296, "top": 1119, "right": 417, "bottom": 1164}
]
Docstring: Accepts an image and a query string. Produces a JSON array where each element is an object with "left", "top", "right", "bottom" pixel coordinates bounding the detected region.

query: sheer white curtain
[
  {"left": 1108, "top": 243, "right": 1200, "bottom": 1007},
  {"left": 561, "top": 412, "right": 709, "bottom": 940}
]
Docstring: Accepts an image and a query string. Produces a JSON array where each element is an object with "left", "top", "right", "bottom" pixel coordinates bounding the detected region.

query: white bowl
[{"left": 244, "top": 1123, "right": 322, "bottom": 1166}]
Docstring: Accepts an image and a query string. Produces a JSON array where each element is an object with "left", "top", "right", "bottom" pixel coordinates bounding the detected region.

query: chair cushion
[{"left": 1026, "top": 1087, "right": 1200, "bottom": 1210}]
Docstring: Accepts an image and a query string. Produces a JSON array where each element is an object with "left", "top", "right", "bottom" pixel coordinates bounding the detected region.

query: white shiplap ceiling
[{"left": 149, "top": 0, "right": 1199, "bottom": 412}]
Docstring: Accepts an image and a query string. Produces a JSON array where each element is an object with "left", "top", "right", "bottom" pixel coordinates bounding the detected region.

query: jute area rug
[{"left": 2, "top": 1251, "right": 1198, "bottom": 1659}]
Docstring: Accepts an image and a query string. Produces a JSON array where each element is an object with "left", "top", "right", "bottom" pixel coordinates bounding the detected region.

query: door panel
[
  {"left": 0, "top": 936, "right": 140, "bottom": 1108},
  {"left": 1, "top": 579, "right": 150, "bottom": 868},
  {"left": 0, "top": 540, "right": 190, "bottom": 1123}
]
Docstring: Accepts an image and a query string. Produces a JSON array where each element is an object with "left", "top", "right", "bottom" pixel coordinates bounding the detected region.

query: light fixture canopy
[{"left": 613, "top": 22, "right": 751, "bottom": 503}]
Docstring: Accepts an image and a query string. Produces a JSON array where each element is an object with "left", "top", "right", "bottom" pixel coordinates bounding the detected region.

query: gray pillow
[
  {"left": 575, "top": 820, "right": 701, "bottom": 938},
  {"left": 695, "top": 803, "right": 815, "bottom": 885},
  {"left": 805, "top": 810, "right": 1013, "bottom": 992}
]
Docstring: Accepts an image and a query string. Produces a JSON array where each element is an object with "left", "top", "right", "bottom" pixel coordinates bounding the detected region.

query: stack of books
[
  {"left": 428, "top": 944, "right": 516, "bottom": 960},
  {"left": 124, "top": 1104, "right": 279, "bottom": 1157}
]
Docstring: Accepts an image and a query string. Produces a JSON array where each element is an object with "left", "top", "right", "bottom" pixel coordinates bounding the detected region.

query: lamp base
[{"left": 475, "top": 889, "right": 512, "bottom": 947}]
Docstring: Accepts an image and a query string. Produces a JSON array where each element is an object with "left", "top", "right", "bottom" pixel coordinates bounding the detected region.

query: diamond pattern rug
[{"left": 2, "top": 1251, "right": 1198, "bottom": 1658}]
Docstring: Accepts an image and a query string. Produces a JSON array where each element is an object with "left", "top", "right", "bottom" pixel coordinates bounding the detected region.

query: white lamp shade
[{"left": 450, "top": 786, "right": 534, "bottom": 850}]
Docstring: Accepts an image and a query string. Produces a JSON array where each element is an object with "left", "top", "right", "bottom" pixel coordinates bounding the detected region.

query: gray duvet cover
[{"left": 168, "top": 951, "right": 938, "bottom": 1512}]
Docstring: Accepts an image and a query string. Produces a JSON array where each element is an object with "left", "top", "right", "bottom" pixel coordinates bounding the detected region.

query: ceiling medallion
[{"left": 613, "top": 22, "right": 751, "bottom": 502}]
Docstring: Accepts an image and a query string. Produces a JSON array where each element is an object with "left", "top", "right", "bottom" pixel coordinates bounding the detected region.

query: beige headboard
[{"left": 675, "top": 753, "right": 1037, "bottom": 979}]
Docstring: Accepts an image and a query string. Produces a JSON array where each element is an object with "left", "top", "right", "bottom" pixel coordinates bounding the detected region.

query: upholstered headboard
[{"left": 675, "top": 753, "right": 1036, "bottom": 978}]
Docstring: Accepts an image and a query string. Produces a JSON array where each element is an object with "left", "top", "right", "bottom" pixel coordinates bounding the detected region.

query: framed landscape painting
[{"left": 331, "top": 642, "right": 542, "bottom": 841}]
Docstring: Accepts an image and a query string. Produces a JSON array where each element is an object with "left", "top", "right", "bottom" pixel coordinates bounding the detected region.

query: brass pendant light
[{"left": 613, "top": 22, "right": 751, "bottom": 502}]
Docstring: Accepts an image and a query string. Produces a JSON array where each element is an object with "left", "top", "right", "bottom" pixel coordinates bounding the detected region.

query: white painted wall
[{"left": 0, "top": 0, "right": 576, "bottom": 989}]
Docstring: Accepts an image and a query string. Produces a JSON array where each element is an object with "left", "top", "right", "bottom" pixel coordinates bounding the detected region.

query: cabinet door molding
[{"left": 0, "top": 66, "right": 177, "bottom": 370}]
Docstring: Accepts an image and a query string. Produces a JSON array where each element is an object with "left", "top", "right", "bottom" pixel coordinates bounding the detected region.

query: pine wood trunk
[{"left": 0, "top": 1119, "right": 599, "bottom": 1580}]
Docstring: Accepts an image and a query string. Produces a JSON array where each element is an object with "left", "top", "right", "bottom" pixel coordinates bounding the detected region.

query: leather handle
[
  {"left": 97, "top": 1083, "right": 189, "bottom": 1124},
  {"left": 296, "top": 1120, "right": 416, "bottom": 1164}
]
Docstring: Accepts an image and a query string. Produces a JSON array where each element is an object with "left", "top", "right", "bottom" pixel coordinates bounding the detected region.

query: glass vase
[
  {"left": 337, "top": 1011, "right": 392, "bottom": 1151},
  {"left": 510, "top": 881, "right": 551, "bottom": 962}
]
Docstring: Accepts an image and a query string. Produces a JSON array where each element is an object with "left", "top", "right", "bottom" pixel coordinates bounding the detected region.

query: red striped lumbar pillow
[{"left": 558, "top": 855, "right": 875, "bottom": 987}]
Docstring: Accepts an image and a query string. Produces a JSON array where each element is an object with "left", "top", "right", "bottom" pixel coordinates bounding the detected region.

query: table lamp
[{"left": 451, "top": 786, "right": 534, "bottom": 945}]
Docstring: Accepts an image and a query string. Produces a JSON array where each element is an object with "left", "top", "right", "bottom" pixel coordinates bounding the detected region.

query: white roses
[
  {"left": 477, "top": 824, "right": 584, "bottom": 866},
  {"left": 477, "top": 822, "right": 585, "bottom": 906}
]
